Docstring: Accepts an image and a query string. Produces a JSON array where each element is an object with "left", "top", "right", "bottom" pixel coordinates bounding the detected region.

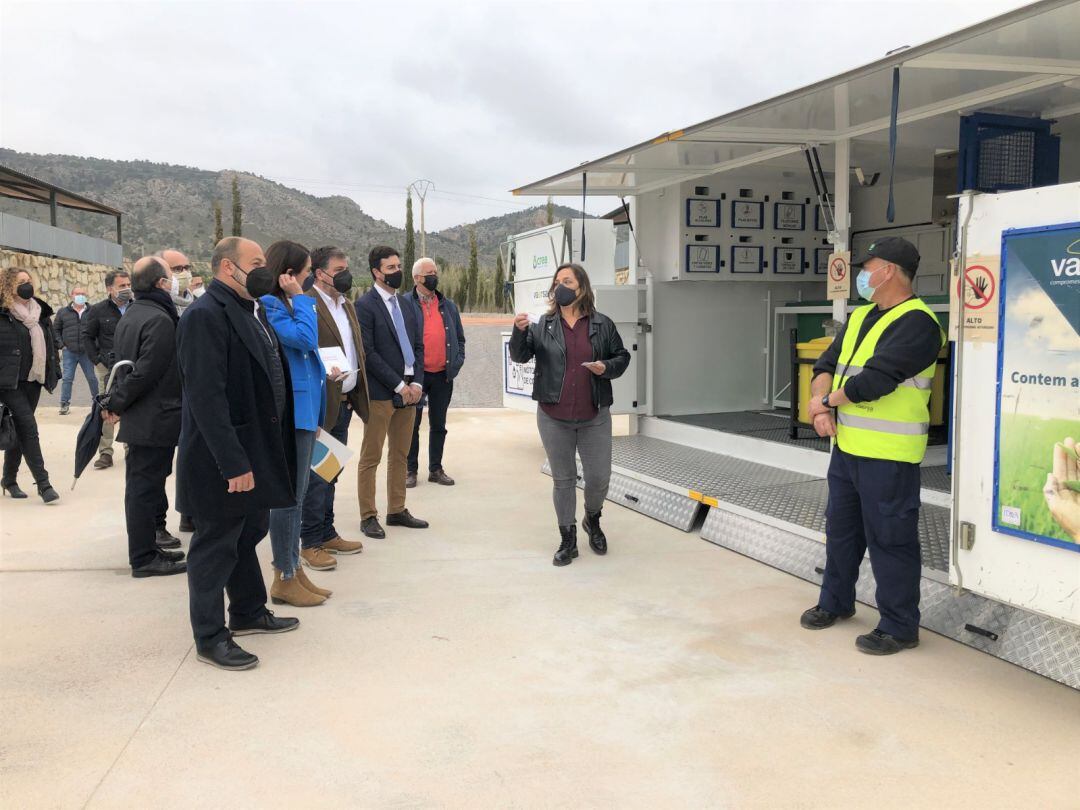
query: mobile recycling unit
[{"left": 510, "top": 0, "right": 1080, "bottom": 688}]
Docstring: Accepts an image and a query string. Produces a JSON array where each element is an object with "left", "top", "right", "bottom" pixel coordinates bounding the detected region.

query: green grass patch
[{"left": 996, "top": 414, "right": 1080, "bottom": 545}]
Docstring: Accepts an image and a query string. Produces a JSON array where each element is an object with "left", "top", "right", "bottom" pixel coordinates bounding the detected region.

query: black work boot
[
  {"left": 582, "top": 510, "right": 607, "bottom": 555},
  {"left": 553, "top": 525, "right": 579, "bottom": 567}
]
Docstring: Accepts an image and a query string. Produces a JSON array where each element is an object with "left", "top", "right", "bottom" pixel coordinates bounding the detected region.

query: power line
[{"left": 266, "top": 174, "right": 536, "bottom": 208}]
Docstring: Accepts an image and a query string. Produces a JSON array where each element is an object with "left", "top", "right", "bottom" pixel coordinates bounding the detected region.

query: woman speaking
[{"left": 510, "top": 262, "right": 630, "bottom": 566}]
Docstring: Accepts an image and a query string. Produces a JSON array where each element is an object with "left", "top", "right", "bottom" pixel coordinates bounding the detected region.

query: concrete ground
[{"left": 1, "top": 408, "right": 1078, "bottom": 809}]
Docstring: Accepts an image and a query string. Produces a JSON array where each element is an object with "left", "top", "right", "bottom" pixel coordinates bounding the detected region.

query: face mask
[
  {"left": 233, "top": 262, "right": 275, "bottom": 298},
  {"left": 382, "top": 271, "right": 403, "bottom": 290},
  {"left": 191, "top": 286, "right": 205, "bottom": 299},
  {"left": 421, "top": 275, "right": 438, "bottom": 292},
  {"left": 332, "top": 270, "right": 353, "bottom": 294},
  {"left": 553, "top": 284, "right": 577, "bottom": 308},
  {"left": 302, "top": 274, "right": 316, "bottom": 292},
  {"left": 169, "top": 275, "right": 180, "bottom": 297},
  {"left": 175, "top": 271, "right": 191, "bottom": 293},
  {"left": 115, "top": 288, "right": 134, "bottom": 303},
  {"left": 16, "top": 282, "right": 34, "bottom": 301},
  {"left": 855, "top": 269, "right": 877, "bottom": 301},
  {"left": 73, "top": 294, "right": 87, "bottom": 306}
]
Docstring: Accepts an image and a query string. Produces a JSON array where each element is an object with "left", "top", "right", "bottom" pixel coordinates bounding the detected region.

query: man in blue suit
[{"left": 354, "top": 246, "right": 429, "bottom": 539}]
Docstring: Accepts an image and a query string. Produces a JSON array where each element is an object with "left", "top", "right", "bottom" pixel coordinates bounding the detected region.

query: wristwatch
[{"left": 821, "top": 393, "right": 832, "bottom": 409}]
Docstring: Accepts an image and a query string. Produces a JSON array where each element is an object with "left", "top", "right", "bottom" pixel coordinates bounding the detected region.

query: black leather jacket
[
  {"left": 509, "top": 311, "right": 630, "bottom": 408},
  {"left": 82, "top": 298, "right": 125, "bottom": 366},
  {"left": 0, "top": 299, "right": 60, "bottom": 392}
]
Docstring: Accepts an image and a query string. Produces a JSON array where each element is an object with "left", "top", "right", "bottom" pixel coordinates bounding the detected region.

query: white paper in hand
[
  {"left": 311, "top": 428, "right": 356, "bottom": 483},
  {"left": 318, "top": 346, "right": 352, "bottom": 375},
  {"left": 527, "top": 313, "right": 541, "bottom": 325}
]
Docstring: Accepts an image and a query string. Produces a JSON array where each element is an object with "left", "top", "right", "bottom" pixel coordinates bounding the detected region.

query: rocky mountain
[{"left": 0, "top": 148, "right": 584, "bottom": 269}]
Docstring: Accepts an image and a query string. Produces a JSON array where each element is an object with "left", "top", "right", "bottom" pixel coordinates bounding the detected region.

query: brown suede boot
[
  {"left": 270, "top": 567, "right": 326, "bottom": 607},
  {"left": 295, "top": 565, "right": 332, "bottom": 599}
]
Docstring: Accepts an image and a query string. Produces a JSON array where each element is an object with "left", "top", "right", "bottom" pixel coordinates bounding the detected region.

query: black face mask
[
  {"left": 553, "top": 284, "right": 577, "bottom": 308},
  {"left": 16, "top": 282, "right": 34, "bottom": 301},
  {"left": 332, "top": 270, "right": 353, "bottom": 294},
  {"left": 234, "top": 262, "right": 275, "bottom": 298},
  {"left": 422, "top": 275, "right": 438, "bottom": 292},
  {"left": 383, "top": 271, "right": 403, "bottom": 290},
  {"left": 301, "top": 274, "right": 316, "bottom": 292}
]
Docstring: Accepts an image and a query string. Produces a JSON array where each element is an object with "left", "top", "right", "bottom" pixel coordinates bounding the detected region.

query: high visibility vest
[{"left": 831, "top": 299, "right": 944, "bottom": 464}]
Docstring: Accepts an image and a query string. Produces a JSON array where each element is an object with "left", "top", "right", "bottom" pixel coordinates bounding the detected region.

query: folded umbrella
[{"left": 72, "top": 360, "right": 132, "bottom": 489}]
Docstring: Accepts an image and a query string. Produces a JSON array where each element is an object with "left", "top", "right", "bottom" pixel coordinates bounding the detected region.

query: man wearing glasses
[{"left": 156, "top": 249, "right": 197, "bottom": 315}]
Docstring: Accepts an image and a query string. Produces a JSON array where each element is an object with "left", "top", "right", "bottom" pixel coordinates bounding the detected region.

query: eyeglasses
[{"left": 171, "top": 264, "right": 192, "bottom": 273}]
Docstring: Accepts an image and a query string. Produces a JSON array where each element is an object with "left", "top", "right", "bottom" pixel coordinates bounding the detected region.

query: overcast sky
[{"left": 1, "top": 0, "right": 1031, "bottom": 230}]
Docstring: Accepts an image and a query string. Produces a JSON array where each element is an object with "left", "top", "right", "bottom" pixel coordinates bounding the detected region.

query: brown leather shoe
[
  {"left": 270, "top": 567, "right": 326, "bottom": 607},
  {"left": 428, "top": 469, "right": 455, "bottom": 486},
  {"left": 93, "top": 454, "right": 113, "bottom": 470},
  {"left": 322, "top": 536, "right": 363, "bottom": 555},
  {"left": 295, "top": 565, "right": 332, "bottom": 598},
  {"left": 300, "top": 547, "right": 337, "bottom": 570}
]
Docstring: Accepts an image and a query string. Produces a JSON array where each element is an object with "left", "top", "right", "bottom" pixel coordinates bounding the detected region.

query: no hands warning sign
[
  {"left": 949, "top": 255, "right": 1000, "bottom": 343},
  {"left": 827, "top": 251, "right": 850, "bottom": 301}
]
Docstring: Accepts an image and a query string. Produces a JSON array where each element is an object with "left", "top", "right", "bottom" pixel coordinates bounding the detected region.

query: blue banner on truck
[{"left": 994, "top": 222, "right": 1080, "bottom": 552}]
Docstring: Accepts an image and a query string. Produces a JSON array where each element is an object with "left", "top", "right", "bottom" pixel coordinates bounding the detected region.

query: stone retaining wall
[{"left": 1, "top": 249, "right": 115, "bottom": 310}]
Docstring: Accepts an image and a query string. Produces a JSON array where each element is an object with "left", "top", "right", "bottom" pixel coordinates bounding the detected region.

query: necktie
[{"left": 389, "top": 295, "right": 416, "bottom": 367}]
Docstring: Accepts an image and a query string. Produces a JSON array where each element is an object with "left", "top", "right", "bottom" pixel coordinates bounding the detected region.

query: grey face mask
[{"left": 115, "top": 288, "right": 134, "bottom": 303}]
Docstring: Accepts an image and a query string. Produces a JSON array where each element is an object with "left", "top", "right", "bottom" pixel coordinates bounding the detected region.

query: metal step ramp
[{"left": 541, "top": 434, "right": 1080, "bottom": 690}]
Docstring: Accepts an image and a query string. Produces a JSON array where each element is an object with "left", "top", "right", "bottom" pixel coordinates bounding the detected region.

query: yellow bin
[
  {"left": 797, "top": 338, "right": 949, "bottom": 426},
  {"left": 796, "top": 337, "right": 833, "bottom": 424}
]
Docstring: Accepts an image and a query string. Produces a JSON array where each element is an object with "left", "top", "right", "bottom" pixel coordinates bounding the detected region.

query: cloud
[
  {"left": 1009, "top": 288, "right": 1080, "bottom": 353},
  {"left": 0, "top": 0, "right": 1035, "bottom": 229}
]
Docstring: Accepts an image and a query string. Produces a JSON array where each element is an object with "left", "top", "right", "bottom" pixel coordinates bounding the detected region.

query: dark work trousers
[
  {"left": 407, "top": 371, "right": 454, "bottom": 474},
  {"left": 0, "top": 380, "right": 49, "bottom": 489},
  {"left": 125, "top": 444, "right": 174, "bottom": 568},
  {"left": 818, "top": 448, "right": 923, "bottom": 640},
  {"left": 186, "top": 511, "right": 270, "bottom": 649},
  {"left": 300, "top": 400, "right": 351, "bottom": 548}
]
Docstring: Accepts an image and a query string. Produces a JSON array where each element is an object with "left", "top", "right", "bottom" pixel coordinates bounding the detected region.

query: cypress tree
[
  {"left": 213, "top": 200, "right": 224, "bottom": 244},
  {"left": 466, "top": 227, "right": 479, "bottom": 312},
  {"left": 494, "top": 252, "right": 506, "bottom": 312},
  {"left": 231, "top": 176, "right": 242, "bottom": 236},
  {"left": 403, "top": 191, "right": 416, "bottom": 293},
  {"left": 546, "top": 196, "right": 555, "bottom": 225}
]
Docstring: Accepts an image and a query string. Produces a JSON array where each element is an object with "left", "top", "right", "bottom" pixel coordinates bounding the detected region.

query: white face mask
[
  {"left": 191, "top": 286, "right": 205, "bottom": 298},
  {"left": 169, "top": 275, "right": 180, "bottom": 297}
]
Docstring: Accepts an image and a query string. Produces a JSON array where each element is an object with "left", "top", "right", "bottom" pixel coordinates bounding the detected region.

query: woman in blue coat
[{"left": 261, "top": 241, "right": 333, "bottom": 607}]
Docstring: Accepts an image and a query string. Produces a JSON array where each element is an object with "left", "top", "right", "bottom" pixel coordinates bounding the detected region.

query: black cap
[{"left": 852, "top": 236, "right": 920, "bottom": 276}]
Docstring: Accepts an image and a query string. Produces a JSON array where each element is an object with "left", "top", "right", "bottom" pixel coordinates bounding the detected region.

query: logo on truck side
[{"left": 1050, "top": 239, "right": 1080, "bottom": 278}]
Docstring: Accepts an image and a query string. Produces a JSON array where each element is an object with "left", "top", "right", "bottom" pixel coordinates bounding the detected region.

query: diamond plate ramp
[
  {"left": 701, "top": 507, "right": 1080, "bottom": 690},
  {"left": 540, "top": 460, "right": 701, "bottom": 531}
]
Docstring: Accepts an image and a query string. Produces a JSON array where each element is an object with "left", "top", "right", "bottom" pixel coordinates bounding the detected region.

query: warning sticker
[
  {"left": 827, "top": 251, "right": 850, "bottom": 300},
  {"left": 948, "top": 255, "right": 1000, "bottom": 343}
]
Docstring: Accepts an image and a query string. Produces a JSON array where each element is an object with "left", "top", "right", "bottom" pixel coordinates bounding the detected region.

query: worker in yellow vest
[{"left": 801, "top": 237, "right": 945, "bottom": 655}]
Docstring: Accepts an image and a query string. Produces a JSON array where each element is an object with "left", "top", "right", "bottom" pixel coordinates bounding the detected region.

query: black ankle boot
[
  {"left": 38, "top": 484, "right": 59, "bottom": 504},
  {"left": 2, "top": 482, "right": 28, "bottom": 499},
  {"left": 553, "top": 525, "right": 579, "bottom": 567},
  {"left": 582, "top": 510, "right": 607, "bottom": 555}
]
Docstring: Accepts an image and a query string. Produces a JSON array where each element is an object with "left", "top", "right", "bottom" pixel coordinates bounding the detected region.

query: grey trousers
[{"left": 536, "top": 407, "right": 612, "bottom": 526}]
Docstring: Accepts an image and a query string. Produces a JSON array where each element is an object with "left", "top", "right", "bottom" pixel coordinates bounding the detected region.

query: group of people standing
[
  {"left": 12, "top": 237, "right": 465, "bottom": 671},
  {"left": 2, "top": 236, "right": 641, "bottom": 672}
]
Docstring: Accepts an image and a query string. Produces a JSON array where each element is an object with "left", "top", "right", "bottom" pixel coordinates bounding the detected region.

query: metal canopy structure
[
  {"left": 512, "top": 0, "right": 1080, "bottom": 197},
  {"left": 0, "top": 164, "right": 122, "bottom": 244}
]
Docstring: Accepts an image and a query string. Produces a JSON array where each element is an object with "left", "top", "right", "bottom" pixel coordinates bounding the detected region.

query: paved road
[{"left": 42, "top": 316, "right": 512, "bottom": 411}]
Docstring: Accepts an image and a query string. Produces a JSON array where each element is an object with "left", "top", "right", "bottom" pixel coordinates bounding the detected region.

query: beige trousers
[
  {"left": 357, "top": 399, "right": 416, "bottom": 519},
  {"left": 95, "top": 364, "right": 115, "bottom": 457}
]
